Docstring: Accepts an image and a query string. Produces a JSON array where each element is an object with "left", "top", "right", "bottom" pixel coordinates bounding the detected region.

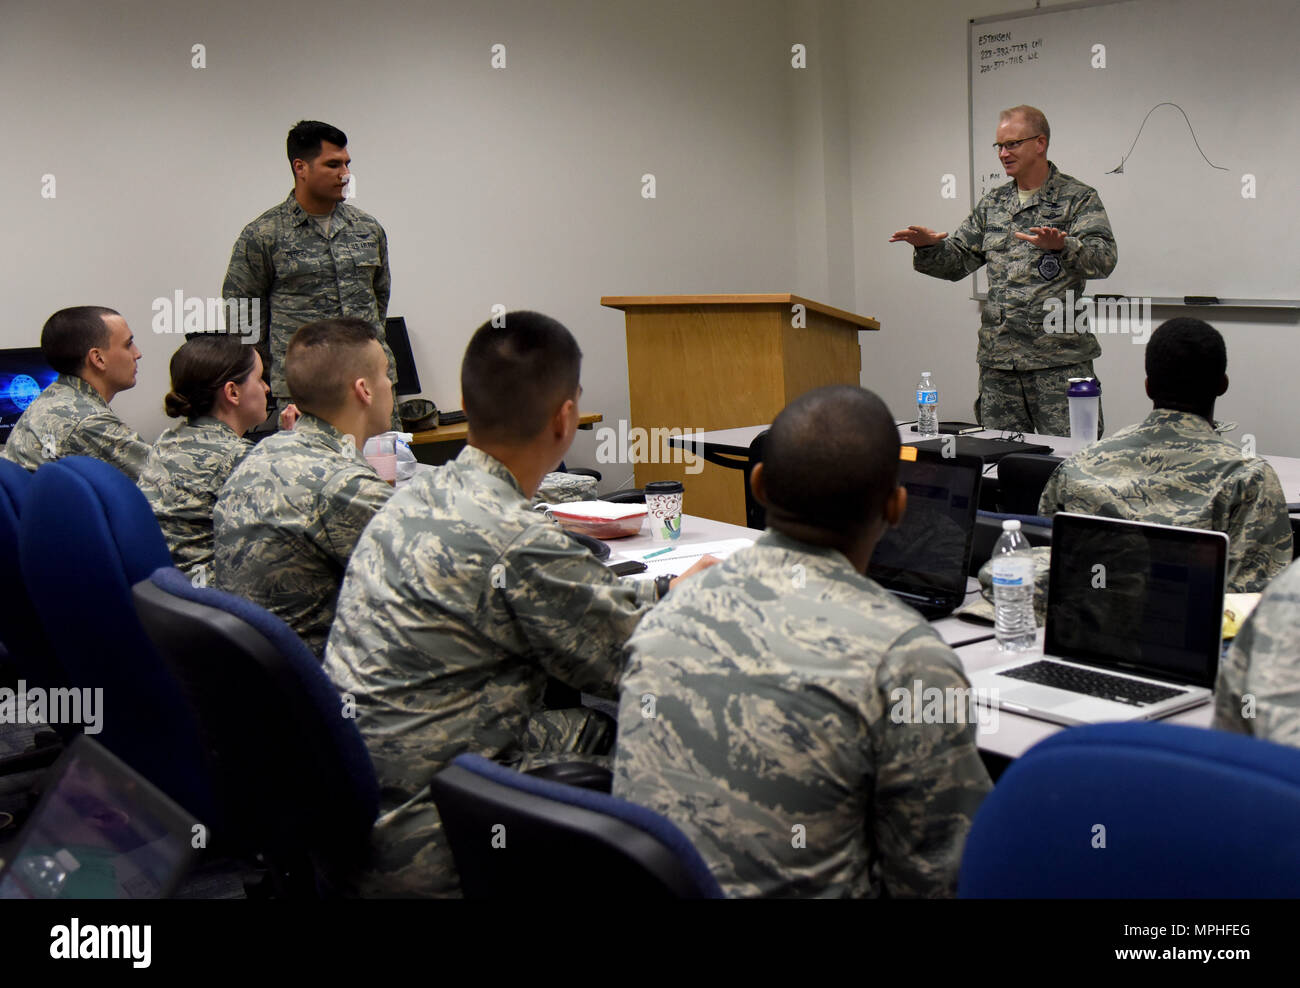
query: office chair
[
  {"left": 0, "top": 460, "right": 64, "bottom": 776},
  {"left": 600, "top": 489, "right": 646, "bottom": 504},
  {"left": 19, "top": 457, "right": 219, "bottom": 826},
  {"left": 959, "top": 722, "right": 1300, "bottom": 897},
  {"left": 133, "top": 567, "right": 380, "bottom": 896},
  {"left": 743, "top": 430, "right": 768, "bottom": 531},
  {"left": 429, "top": 752, "right": 724, "bottom": 898},
  {"left": 996, "top": 453, "right": 1064, "bottom": 515},
  {"left": 969, "top": 510, "right": 1053, "bottom": 577}
]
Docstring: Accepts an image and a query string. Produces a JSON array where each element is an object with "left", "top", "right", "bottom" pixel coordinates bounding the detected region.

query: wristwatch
[{"left": 654, "top": 573, "right": 676, "bottom": 600}]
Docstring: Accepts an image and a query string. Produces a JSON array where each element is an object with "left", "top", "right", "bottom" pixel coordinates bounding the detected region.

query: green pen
[{"left": 643, "top": 547, "right": 674, "bottom": 560}]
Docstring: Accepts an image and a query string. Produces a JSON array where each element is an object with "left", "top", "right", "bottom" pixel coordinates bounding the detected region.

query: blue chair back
[
  {"left": 132, "top": 566, "right": 379, "bottom": 879},
  {"left": 429, "top": 752, "right": 724, "bottom": 898},
  {"left": 959, "top": 722, "right": 1300, "bottom": 897},
  {"left": 0, "top": 460, "right": 68, "bottom": 695},
  {"left": 18, "top": 457, "right": 217, "bottom": 823}
]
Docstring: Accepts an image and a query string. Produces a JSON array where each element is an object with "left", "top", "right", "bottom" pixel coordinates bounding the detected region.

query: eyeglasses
[{"left": 993, "top": 135, "right": 1042, "bottom": 152}]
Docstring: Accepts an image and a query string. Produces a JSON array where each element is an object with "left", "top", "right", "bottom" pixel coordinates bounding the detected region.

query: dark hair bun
[{"left": 163, "top": 390, "right": 194, "bottom": 419}]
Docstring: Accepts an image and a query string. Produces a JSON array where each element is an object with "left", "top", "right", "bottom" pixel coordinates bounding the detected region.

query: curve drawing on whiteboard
[{"left": 1106, "top": 102, "right": 1230, "bottom": 174}]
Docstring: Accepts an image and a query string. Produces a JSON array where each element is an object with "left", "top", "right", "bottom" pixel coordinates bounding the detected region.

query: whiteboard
[{"left": 968, "top": 0, "right": 1300, "bottom": 304}]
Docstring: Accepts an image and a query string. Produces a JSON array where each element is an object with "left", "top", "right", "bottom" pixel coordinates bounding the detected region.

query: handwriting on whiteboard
[{"left": 977, "top": 34, "right": 1042, "bottom": 73}]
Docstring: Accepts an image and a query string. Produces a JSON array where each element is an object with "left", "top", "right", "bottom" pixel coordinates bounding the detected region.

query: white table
[
  {"left": 604, "top": 513, "right": 993, "bottom": 648},
  {"left": 954, "top": 631, "right": 1213, "bottom": 759}
]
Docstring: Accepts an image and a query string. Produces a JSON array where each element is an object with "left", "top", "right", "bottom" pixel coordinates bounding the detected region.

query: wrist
[{"left": 654, "top": 574, "right": 675, "bottom": 600}]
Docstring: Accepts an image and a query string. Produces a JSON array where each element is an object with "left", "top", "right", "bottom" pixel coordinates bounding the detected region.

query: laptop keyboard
[{"left": 1001, "top": 661, "right": 1187, "bottom": 707}]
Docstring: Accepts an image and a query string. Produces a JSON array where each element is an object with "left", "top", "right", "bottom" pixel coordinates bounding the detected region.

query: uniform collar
[
  {"left": 189, "top": 414, "right": 239, "bottom": 436},
  {"left": 57, "top": 373, "right": 109, "bottom": 409},
  {"left": 1141, "top": 407, "right": 1222, "bottom": 437},
  {"left": 292, "top": 412, "right": 368, "bottom": 462},
  {"left": 455, "top": 445, "right": 527, "bottom": 499},
  {"left": 756, "top": 528, "right": 859, "bottom": 573},
  {"left": 283, "top": 190, "right": 349, "bottom": 232},
  {"left": 1002, "top": 161, "right": 1061, "bottom": 213}
]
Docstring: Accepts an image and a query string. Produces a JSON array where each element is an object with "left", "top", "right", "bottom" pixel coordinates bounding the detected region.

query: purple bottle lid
[{"left": 1067, "top": 377, "right": 1101, "bottom": 398}]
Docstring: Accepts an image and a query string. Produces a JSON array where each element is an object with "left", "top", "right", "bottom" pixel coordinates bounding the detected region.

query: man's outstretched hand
[
  {"left": 889, "top": 225, "right": 948, "bottom": 248},
  {"left": 1014, "top": 226, "right": 1066, "bottom": 250}
]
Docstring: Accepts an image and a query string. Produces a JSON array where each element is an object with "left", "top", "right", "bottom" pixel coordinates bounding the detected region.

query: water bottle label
[
  {"left": 916, "top": 390, "right": 938, "bottom": 404},
  {"left": 992, "top": 559, "right": 1034, "bottom": 586}
]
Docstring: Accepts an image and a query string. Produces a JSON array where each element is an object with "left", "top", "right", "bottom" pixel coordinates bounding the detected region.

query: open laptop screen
[
  {"left": 869, "top": 450, "right": 982, "bottom": 598},
  {"left": 1046, "top": 512, "right": 1227, "bottom": 688},
  {"left": 0, "top": 737, "right": 199, "bottom": 899},
  {"left": 0, "top": 347, "right": 57, "bottom": 445}
]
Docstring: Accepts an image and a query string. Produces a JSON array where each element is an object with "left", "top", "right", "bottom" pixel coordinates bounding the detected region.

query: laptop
[
  {"left": 906, "top": 435, "right": 1053, "bottom": 465},
  {"left": 967, "top": 512, "right": 1228, "bottom": 726},
  {"left": 384, "top": 316, "right": 422, "bottom": 396},
  {"left": 0, "top": 346, "right": 58, "bottom": 445},
  {"left": 869, "top": 449, "right": 983, "bottom": 619},
  {"left": 0, "top": 737, "right": 200, "bottom": 899}
]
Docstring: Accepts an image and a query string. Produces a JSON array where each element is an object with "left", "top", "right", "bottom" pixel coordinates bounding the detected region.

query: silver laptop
[{"left": 968, "top": 512, "right": 1227, "bottom": 726}]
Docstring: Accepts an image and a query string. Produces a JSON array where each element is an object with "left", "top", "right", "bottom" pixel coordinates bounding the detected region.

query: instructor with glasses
[{"left": 891, "top": 105, "right": 1117, "bottom": 436}]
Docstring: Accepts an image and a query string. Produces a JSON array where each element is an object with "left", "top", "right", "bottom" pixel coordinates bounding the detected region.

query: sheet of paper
[{"left": 614, "top": 538, "right": 755, "bottom": 580}]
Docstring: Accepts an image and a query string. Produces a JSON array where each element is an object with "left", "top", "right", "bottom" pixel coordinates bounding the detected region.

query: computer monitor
[
  {"left": 385, "top": 317, "right": 422, "bottom": 397},
  {"left": 0, "top": 347, "right": 57, "bottom": 445}
]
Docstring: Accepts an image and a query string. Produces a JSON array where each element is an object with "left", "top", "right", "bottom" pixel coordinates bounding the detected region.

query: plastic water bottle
[
  {"left": 15, "top": 849, "right": 78, "bottom": 898},
  {"left": 1067, "top": 377, "right": 1101, "bottom": 444},
  {"left": 992, "top": 520, "right": 1037, "bottom": 652},
  {"left": 916, "top": 372, "right": 939, "bottom": 438}
]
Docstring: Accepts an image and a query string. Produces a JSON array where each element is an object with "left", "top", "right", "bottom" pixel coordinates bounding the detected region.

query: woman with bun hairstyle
[{"left": 138, "top": 336, "right": 275, "bottom": 580}]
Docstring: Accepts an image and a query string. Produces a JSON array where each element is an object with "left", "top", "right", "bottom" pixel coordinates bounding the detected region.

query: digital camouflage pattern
[
  {"left": 612, "top": 530, "right": 992, "bottom": 898},
  {"left": 222, "top": 192, "right": 396, "bottom": 402},
  {"left": 138, "top": 416, "right": 252, "bottom": 579},
  {"left": 1038, "top": 409, "right": 1292, "bottom": 592},
  {"left": 323, "top": 444, "right": 659, "bottom": 897},
  {"left": 532, "top": 470, "right": 597, "bottom": 506},
  {"left": 1214, "top": 558, "right": 1300, "bottom": 741},
  {"left": 914, "top": 162, "right": 1116, "bottom": 433},
  {"left": 975, "top": 361, "right": 1103, "bottom": 438},
  {"left": 213, "top": 413, "right": 392, "bottom": 657},
  {"left": 1, "top": 373, "right": 149, "bottom": 480}
]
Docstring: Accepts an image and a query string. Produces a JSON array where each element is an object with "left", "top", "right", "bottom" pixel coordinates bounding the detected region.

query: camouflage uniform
[
  {"left": 913, "top": 162, "right": 1117, "bottom": 434},
  {"left": 222, "top": 191, "right": 400, "bottom": 426},
  {"left": 323, "top": 444, "right": 660, "bottom": 897},
  {"left": 213, "top": 413, "right": 392, "bottom": 656},
  {"left": 1214, "top": 558, "right": 1300, "bottom": 741},
  {"left": 1038, "top": 409, "right": 1292, "bottom": 593},
  {"left": 613, "top": 530, "right": 992, "bottom": 898},
  {"left": 137, "top": 416, "right": 252, "bottom": 580},
  {"left": 0, "top": 373, "right": 148, "bottom": 480}
]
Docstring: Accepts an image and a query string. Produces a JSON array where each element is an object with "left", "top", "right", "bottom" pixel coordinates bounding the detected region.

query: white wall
[
  {"left": 6, "top": 0, "right": 1298, "bottom": 475},
  {"left": 2, "top": 0, "right": 802, "bottom": 488}
]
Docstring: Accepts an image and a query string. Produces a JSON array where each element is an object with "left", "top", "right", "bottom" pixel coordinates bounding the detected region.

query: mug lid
[{"left": 644, "top": 480, "right": 684, "bottom": 494}]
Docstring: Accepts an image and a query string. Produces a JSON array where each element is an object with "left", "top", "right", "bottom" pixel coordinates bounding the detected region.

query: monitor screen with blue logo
[{"left": 0, "top": 347, "right": 58, "bottom": 444}]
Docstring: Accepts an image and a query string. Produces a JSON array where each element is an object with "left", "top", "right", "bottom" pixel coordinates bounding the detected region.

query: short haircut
[
  {"left": 284, "top": 318, "right": 382, "bottom": 416},
  {"left": 41, "top": 306, "right": 119, "bottom": 375},
  {"left": 461, "top": 311, "right": 582, "bottom": 443},
  {"left": 1145, "top": 318, "right": 1226, "bottom": 409},
  {"left": 164, "top": 336, "right": 258, "bottom": 419},
  {"left": 286, "top": 120, "right": 348, "bottom": 166},
  {"left": 761, "top": 386, "right": 900, "bottom": 531},
  {"left": 1000, "top": 105, "right": 1050, "bottom": 146}
]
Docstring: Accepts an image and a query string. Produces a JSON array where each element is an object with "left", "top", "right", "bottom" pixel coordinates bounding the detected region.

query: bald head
[{"left": 760, "top": 386, "right": 901, "bottom": 535}]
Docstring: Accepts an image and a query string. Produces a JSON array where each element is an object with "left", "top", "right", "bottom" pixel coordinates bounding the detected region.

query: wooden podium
[{"left": 601, "top": 294, "right": 880, "bottom": 526}]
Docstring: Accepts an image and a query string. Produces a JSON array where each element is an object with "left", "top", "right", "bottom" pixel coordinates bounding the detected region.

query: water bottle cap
[
  {"left": 1067, "top": 377, "right": 1101, "bottom": 398},
  {"left": 55, "top": 849, "right": 80, "bottom": 872},
  {"left": 921, "top": 371, "right": 931, "bottom": 377},
  {"left": 1003, "top": 519, "right": 1021, "bottom": 531}
]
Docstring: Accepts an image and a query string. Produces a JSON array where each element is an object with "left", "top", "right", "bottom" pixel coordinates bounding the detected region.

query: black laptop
[
  {"left": 0, "top": 737, "right": 200, "bottom": 899},
  {"left": 868, "top": 449, "right": 983, "bottom": 619},
  {"left": 906, "top": 435, "right": 1053, "bottom": 465}
]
